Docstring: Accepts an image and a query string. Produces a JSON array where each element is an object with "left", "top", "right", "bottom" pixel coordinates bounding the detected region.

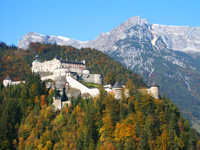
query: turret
[
  {"left": 83, "top": 67, "right": 90, "bottom": 74},
  {"left": 32, "top": 55, "right": 41, "bottom": 72},
  {"left": 3, "top": 76, "right": 12, "bottom": 87},
  {"left": 150, "top": 81, "right": 159, "bottom": 99},
  {"left": 112, "top": 79, "right": 122, "bottom": 100}
]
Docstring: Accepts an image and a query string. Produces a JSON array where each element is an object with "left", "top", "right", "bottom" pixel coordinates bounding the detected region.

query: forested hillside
[
  {"left": 0, "top": 42, "right": 31, "bottom": 81},
  {"left": 0, "top": 42, "right": 200, "bottom": 149},
  {"left": 0, "top": 73, "right": 200, "bottom": 149}
]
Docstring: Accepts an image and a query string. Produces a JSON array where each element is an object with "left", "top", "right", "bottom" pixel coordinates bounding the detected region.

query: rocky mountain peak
[
  {"left": 126, "top": 16, "right": 149, "bottom": 26},
  {"left": 18, "top": 16, "right": 200, "bottom": 54}
]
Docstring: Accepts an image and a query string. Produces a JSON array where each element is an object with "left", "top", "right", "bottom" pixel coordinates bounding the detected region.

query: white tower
[
  {"left": 3, "top": 76, "right": 12, "bottom": 87},
  {"left": 112, "top": 79, "right": 122, "bottom": 100},
  {"left": 150, "top": 82, "right": 159, "bottom": 99}
]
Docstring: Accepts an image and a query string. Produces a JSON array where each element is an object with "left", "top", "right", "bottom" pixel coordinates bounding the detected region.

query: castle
[
  {"left": 3, "top": 55, "right": 159, "bottom": 110},
  {"left": 32, "top": 55, "right": 102, "bottom": 88},
  {"left": 3, "top": 76, "right": 25, "bottom": 87}
]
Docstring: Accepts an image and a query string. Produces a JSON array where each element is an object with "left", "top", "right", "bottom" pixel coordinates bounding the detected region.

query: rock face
[{"left": 18, "top": 16, "right": 200, "bottom": 131}]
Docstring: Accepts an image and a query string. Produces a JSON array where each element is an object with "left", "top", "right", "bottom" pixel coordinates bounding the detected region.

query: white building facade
[{"left": 31, "top": 55, "right": 103, "bottom": 85}]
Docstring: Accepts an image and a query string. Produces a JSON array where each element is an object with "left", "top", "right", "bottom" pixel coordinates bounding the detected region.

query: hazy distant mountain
[
  {"left": 18, "top": 16, "right": 200, "bottom": 130},
  {"left": 19, "top": 16, "right": 200, "bottom": 53}
]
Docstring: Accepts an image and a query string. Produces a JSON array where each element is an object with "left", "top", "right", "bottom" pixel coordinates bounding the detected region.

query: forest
[{"left": 0, "top": 42, "right": 200, "bottom": 149}]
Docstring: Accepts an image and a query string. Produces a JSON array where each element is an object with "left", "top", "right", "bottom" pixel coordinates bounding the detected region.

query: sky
[{"left": 0, "top": 0, "right": 199, "bottom": 46}]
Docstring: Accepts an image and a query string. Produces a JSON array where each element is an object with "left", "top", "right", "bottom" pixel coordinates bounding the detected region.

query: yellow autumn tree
[
  {"left": 100, "top": 115, "right": 115, "bottom": 143},
  {"left": 156, "top": 129, "right": 171, "bottom": 150},
  {"left": 114, "top": 122, "right": 136, "bottom": 145}
]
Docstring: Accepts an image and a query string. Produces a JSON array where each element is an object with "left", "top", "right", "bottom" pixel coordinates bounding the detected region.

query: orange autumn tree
[
  {"left": 18, "top": 137, "right": 24, "bottom": 150},
  {"left": 40, "top": 95, "right": 47, "bottom": 108}
]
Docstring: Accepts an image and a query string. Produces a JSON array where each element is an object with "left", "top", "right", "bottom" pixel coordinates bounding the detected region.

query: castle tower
[
  {"left": 150, "top": 81, "right": 159, "bottom": 99},
  {"left": 3, "top": 76, "right": 12, "bottom": 87},
  {"left": 32, "top": 55, "right": 41, "bottom": 72},
  {"left": 53, "top": 97, "right": 62, "bottom": 110},
  {"left": 83, "top": 67, "right": 90, "bottom": 74},
  {"left": 61, "top": 83, "right": 68, "bottom": 102},
  {"left": 53, "top": 83, "right": 68, "bottom": 110},
  {"left": 112, "top": 79, "right": 122, "bottom": 100}
]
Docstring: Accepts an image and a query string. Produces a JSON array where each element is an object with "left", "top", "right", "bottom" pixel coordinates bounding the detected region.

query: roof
[
  {"left": 4, "top": 76, "right": 12, "bottom": 80},
  {"left": 151, "top": 81, "right": 159, "bottom": 87},
  {"left": 60, "top": 60, "right": 84, "bottom": 65},
  {"left": 112, "top": 79, "right": 122, "bottom": 88}
]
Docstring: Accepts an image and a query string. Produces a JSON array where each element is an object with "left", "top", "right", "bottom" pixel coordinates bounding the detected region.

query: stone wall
[
  {"left": 150, "top": 86, "right": 159, "bottom": 99},
  {"left": 81, "top": 74, "right": 102, "bottom": 84},
  {"left": 67, "top": 76, "right": 99, "bottom": 97},
  {"left": 12, "top": 81, "right": 25, "bottom": 85},
  {"left": 52, "top": 97, "right": 71, "bottom": 110},
  {"left": 53, "top": 97, "right": 62, "bottom": 110},
  {"left": 113, "top": 88, "right": 122, "bottom": 100},
  {"left": 41, "top": 75, "right": 55, "bottom": 81},
  {"left": 139, "top": 87, "right": 159, "bottom": 99}
]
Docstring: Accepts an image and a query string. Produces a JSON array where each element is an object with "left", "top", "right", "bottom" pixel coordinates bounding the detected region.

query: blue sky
[{"left": 0, "top": 0, "right": 199, "bottom": 46}]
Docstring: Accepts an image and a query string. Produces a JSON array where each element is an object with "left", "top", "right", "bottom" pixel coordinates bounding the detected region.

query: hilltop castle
[
  {"left": 3, "top": 55, "right": 159, "bottom": 110},
  {"left": 32, "top": 55, "right": 102, "bottom": 88}
]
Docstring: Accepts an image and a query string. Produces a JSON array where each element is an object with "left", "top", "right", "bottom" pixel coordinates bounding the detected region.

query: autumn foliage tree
[{"left": 40, "top": 95, "right": 47, "bottom": 108}]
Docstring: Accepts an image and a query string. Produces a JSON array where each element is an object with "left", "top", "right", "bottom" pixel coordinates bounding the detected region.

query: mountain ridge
[{"left": 18, "top": 16, "right": 200, "bottom": 53}]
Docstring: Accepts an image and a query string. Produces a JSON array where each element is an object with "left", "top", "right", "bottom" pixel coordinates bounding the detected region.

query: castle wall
[
  {"left": 54, "top": 76, "right": 67, "bottom": 89},
  {"left": 94, "top": 74, "right": 102, "bottom": 84},
  {"left": 83, "top": 69, "right": 90, "bottom": 74},
  {"left": 61, "top": 61, "right": 85, "bottom": 71},
  {"left": 41, "top": 75, "right": 55, "bottom": 81},
  {"left": 12, "top": 81, "right": 25, "bottom": 85},
  {"left": 32, "top": 59, "right": 61, "bottom": 72},
  {"left": 150, "top": 86, "right": 159, "bottom": 99},
  {"left": 3, "top": 80, "right": 25, "bottom": 87},
  {"left": 54, "top": 68, "right": 69, "bottom": 76},
  {"left": 139, "top": 87, "right": 159, "bottom": 99},
  {"left": 113, "top": 88, "right": 122, "bottom": 100},
  {"left": 32, "top": 58, "right": 85, "bottom": 73},
  {"left": 62, "top": 101, "right": 71, "bottom": 107},
  {"left": 82, "top": 74, "right": 102, "bottom": 84},
  {"left": 52, "top": 97, "right": 71, "bottom": 110},
  {"left": 52, "top": 97, "right": 62, "bottom": 110},
  {"left": 67, "top": 76, "right": 99, "bottom": 97},
  {"left": 69, "top": 68, "right": 83, "bottom": 74}
]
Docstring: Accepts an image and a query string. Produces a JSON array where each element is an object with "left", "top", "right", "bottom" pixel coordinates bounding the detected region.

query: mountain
[
  {"left": 18, "top": 16, "right": 200, "bottom": 131},
  {"left": 18, "top": 16, "right": 200, "bottom": 53}
]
